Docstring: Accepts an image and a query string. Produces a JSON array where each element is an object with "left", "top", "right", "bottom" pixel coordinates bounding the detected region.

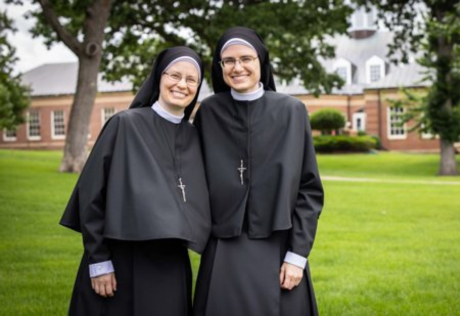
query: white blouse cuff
[
  {"left": 284, "top": 251, "right": 307, "bottom": 270},
  {"left": 89, "top": 260, "right": 115, "bottom": 278}
]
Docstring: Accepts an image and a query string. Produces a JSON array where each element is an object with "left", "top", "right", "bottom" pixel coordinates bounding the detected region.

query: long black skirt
[
  {"left": 193, "top": 231, "right": 318, "bottom": 316},
  {"left": 69, "top": 239, "right": 192, "bottom": 316}
]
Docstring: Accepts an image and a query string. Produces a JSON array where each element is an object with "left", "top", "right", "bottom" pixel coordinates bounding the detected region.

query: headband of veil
[
  {"left": 129, "top": 46, "right": 204, "bottom": 121},
  {"left": 212, "top": 27, "right": 276, "bottom": 93}
]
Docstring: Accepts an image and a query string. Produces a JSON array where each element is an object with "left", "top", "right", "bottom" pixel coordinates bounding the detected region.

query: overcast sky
[{"left": 1, "top": 2, "right": 77, "bottom": 74}]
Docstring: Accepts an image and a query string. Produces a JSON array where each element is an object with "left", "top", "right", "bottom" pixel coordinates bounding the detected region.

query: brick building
[{"left": 0, "top": 8, "right": 443, "bottom": 152}]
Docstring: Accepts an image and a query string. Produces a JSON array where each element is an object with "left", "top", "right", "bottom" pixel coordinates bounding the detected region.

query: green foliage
[
  {"left": 354, "top": 0, "right": 460, "bottom": 143},
  {"left": 370, "top": 134, "right": 381, "bottom": 149},
  {"left": 313, "top": 135, "right": 377, "bottom": 153},
  {"left": 0, "top": 10, "right": 30, "bottom": 130},
  {"left": 20, "top": 0, "right": 352, "bottom": 93},
  {"left": 310, "top": 108, "right": 346, "bottom": 134}
]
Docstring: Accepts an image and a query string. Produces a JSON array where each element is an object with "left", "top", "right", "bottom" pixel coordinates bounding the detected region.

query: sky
[{"left": 1, "top": 2, "right": 77, "bottom": 74}]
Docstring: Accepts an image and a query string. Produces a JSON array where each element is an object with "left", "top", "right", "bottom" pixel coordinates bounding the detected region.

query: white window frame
[
  {"left": 366, "top": 56, "right": 386, "bottom": 84},
  {"left": 352, "top": 112, "right": 366, "bottom": 132},
  {"left": 333, "top": 58, "right": 353, "bottom": 85},
  {"left": 421, "top": 131, "right": 434, "bottom": 139},
  {"left": 420, "top": 123, "right": 436, "bottom": 140},
  {"left": 101, "top": 107, "right": 116, "bottom": 127},
  {"left": 27, "top": 110, "right": 41, "bottom": 141},
  {"left": 3, "top": 129, "right": 17, "bottom": 142},
  {"left": 387, "top": 106, "right": 407, "bottom": 140},
  {"left": 348, "top": 6, "right": 378, "bottom": 31},
  {"left": 51, "top": 110, "right": 66, "bottom": 140}
]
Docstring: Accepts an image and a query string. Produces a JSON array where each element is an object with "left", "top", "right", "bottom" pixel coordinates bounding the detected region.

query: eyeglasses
[
  {"left": 220, "top": 56, "right": 258, "bottom": 69},
  {"left": 163, "top": 72, "right": 200, "bottom": 87}
]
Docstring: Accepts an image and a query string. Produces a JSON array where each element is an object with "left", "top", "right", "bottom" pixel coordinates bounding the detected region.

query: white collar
[
  {"left": 231, "top": 82, "right": 264, "bottom": 101},
  {"left": 151, "top": 101, "right": 184, "bottom": 124}
]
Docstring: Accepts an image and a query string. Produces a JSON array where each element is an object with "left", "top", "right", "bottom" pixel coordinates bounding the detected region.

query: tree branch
[{"left": 37, "top": 0, "right": 83, "bottom": 56}]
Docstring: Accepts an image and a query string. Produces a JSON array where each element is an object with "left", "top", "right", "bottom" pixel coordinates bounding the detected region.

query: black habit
[
  {"left": 60, "top": 47, "right": 210, "bottom": 316},
  {"left": 193, "top": 27, "right": 324, "bottom": 316}
]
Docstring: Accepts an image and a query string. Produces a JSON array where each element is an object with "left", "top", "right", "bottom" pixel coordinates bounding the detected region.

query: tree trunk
[
  {"left": 438, "top": 139, "right": 459, "bottom": 176},
  {"left": 60, "top": 57, "right": 101, "bottom": 172},
  {"left": 432, "top": 6, "right": 459, "bottom": 176},
  {"left": 56, "top": 0, "right": 112, "bottom": 172}
]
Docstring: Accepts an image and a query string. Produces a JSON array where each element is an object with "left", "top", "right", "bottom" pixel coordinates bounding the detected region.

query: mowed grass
[
  {"left": 1, "top": 149, "right": 459, "bottom": 315},
  {"left": 318, "top": 151, "right": 460, "bottom": 181}
]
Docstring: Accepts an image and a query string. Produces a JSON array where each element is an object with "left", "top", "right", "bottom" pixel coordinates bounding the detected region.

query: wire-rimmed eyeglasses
[
  {"left": 163, "top": 72, "right": 200, "bottom": 87},
  {"left": 220, "top": 56, "right": 258, "bottom": 69}
]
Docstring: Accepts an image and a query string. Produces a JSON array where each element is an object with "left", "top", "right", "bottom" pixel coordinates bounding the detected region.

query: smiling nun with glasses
[
  {"left": 60, "top": 46, "right": 211, "bottom": 316},
  {"left": 193, "top": 27, "right": 324, "bottom": 316}
]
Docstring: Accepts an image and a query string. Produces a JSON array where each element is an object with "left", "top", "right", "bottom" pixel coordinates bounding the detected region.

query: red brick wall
[
  {"left": 365, "top": 88, "right": 440, "bottom": 152},
  {"left": 0, "top": 92, "right": 133, "bottom": 150},
  {"left": 1, "top": 89, "right": 441, "bottom": 152}
]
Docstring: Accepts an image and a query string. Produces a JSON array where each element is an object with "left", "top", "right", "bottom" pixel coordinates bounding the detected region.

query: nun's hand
[
  {"left": 91, "top": 272, "right": 117, "bottom": 297},
  {"left": 280, "top": 262, "right": 303, "bottom": 290}
]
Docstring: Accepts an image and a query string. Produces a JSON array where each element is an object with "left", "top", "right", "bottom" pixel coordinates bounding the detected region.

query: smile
[
  {"left": 231, "top": 74, "right": 249, "bottom": 81},
  {"left": 171, "top": 90, "right": 188, "bottom": 98}
]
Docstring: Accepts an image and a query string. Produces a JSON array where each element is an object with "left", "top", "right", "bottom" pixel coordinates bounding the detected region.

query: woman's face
[
  {"left": 159, "top": 61, "right": 200, "bottom": 115},
  {"left": 220, "top": 44, "right": 261, "bottom": 93}
]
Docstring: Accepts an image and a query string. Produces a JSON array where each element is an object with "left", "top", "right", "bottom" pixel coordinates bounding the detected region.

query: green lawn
[
  {"left": 0, "top": 149, "right": 459, "bottom": 315},
  {"left": 318, "top": 151, "right": 460, "bottom": 181}
]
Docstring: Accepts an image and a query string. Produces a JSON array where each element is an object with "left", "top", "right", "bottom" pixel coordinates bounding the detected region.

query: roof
[
  {"left": 367, "top": 62, "right": 431, "bottom": 89},
  {"left": 22, "top": 62, "right": 133, "bottom": 97}
]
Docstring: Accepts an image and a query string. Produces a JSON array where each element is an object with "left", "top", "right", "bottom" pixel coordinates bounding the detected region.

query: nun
[
  {"left": 193, "top": 27, "right": 324, "bottom": 316},
  {"left": 60, "top": 46, "right": 211, "bottom": 316}
]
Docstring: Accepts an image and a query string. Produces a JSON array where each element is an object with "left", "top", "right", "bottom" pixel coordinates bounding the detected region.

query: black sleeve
[
  {"left": 61, "top": 116, "right": 120, "bottom": 264},
  {"left": 289, "top": 108, "right": 324, "bottom": 258}
]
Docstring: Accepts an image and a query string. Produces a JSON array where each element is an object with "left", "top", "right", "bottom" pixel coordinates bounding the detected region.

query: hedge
[{"left": 313, "top": 135, "right": 377, "bottom": 153}]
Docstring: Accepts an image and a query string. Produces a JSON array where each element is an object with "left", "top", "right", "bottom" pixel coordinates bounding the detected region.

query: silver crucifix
[
  {"left": 178, "top": 177, "right": 186, "bottom": 202},
  {"left": 237, "top": 160, "right": 247, "bottom": 185}
]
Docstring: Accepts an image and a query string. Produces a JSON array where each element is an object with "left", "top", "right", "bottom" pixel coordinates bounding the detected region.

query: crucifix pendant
[
  {"left": 237, "top": 160, "right": 247, "bottom": 185},
  {"left": 178, "top": 177, "right": 186, "bottom": 202}
]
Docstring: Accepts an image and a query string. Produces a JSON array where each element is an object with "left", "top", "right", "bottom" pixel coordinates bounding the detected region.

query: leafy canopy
[
  {"left": 22, "top": 0, "right": 352, "bottom": 94},
  {"left": 0, "top": 10, "right": 30, "bottom": 130}
]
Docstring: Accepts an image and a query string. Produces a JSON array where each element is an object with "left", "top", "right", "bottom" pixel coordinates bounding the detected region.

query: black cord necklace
[{"left": 158, "top": 115, "right": 187, "bottom": 202}]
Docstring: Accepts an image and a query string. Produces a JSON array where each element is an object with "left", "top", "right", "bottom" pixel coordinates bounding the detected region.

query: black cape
[
  {"left": 194, "top": 91, "right": 323, "bottom": 258},
  {"left": 61, "top": 107, "right": 211, "bottom": 263}
]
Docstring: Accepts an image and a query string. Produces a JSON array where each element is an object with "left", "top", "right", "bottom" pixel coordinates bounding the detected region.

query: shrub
[
  {"left": 370, "top": 135, "right": 382, "bottom": 149},
  {"left": 313, "top": 135, "right": 377, "bottom": 153},
  {"left": 310, "top": 109, "right": 346, "bottom": 134}
]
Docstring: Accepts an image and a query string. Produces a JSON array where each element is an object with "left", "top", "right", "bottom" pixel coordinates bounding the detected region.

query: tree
[
  {"left": 310, "top": 108, "right": 346, "bottom": 135},
  {"left": 356, "top": 0, "right": 460, "bottom": 176},
  {"left": 0, "top": 10, "right": 30, "bottom": 130},
  {"left": 10, "top": 0, "right": 352, "bottom": 172}
]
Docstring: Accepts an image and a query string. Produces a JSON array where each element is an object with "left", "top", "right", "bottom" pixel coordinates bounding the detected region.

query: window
[
  {"left": 348, "top": 6, "right": 377, "bottom": 31},
  {"left": 333, "top": 58, "right": 353, "bottom": 85},
  {"left": 387, "top": 106, "right": 406, "bottom": 139},
  {"left": 52, "top": 110, "right": 66, "bottom": 139},
  {"left": 27, "top": 110, "right": 41, "bottom": 140},
  {"left": 3, "top": 129, "right": 17, "bottom": 142},
  {"left": 336, "top": 67, "right": 348, "bottom": 82},
  {"left": 369, "top": 65, "right": 381, "bottom": 82},
  {"left": 102, "top": 108, "right": 116, "bottom": 126},
  {"left": 420, "top": 123, "right": 434, "bottom": 139},
  {"left": 366, "top": 56, "right": 385, "bottom": 84}
]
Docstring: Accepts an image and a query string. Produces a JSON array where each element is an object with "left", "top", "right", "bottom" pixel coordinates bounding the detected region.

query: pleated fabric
[
  {"left": 69, "top": 239, "right": 192, "bottom": 316},
  {"left": 194, "top": 231, "right": 318, "bottom": 316}
]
